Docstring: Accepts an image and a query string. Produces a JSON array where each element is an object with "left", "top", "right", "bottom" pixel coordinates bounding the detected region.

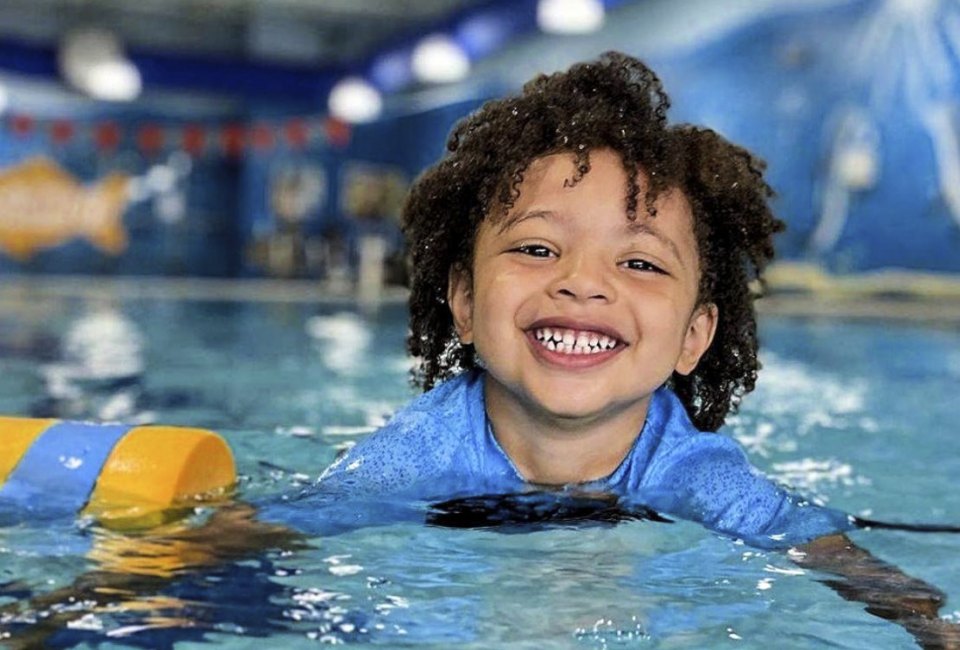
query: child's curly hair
[{"left": 402, "top": 51, "right": 784, "bottom": 432}]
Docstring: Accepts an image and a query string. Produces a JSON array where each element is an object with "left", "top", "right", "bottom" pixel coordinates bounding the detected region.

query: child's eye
[
  {"left": 622, "top": 258, "right": 667, "bottom": 274},
  {"left": 512, "top": 244, "right": 555, "bottom": 258}
]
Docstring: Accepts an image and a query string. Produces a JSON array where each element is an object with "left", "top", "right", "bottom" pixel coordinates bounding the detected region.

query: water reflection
[
  {"left": 29, "top": 303, "right": 197, "bottom": 422},
  {"left": 33, "top": 304, "right": 147, "bottom": 422},
  {"left": 305, "top": 311, "right": 372, "bottom": 377}
]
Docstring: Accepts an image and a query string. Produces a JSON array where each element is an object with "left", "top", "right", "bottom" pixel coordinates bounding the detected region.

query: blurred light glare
[
  {"left": 537, "top": 0, "right": 605, "bottom": 34},
  {"left": 411, "top": 35, "right": 470, "bottom": 84},
  {"left": 146, "top": 164, "right": 177, "bottom": 194},
  {"left": 59, "top": 28, "right": 142, "bottom": 101},
  {"left": 85, "top": 60, "right": 142, "bottom": 101},
  {"left": 328, "top": 77, "right": 383, "bottom": 123},
  {"left": 0, "top": 83, "right": 8, "bottom": 114}
]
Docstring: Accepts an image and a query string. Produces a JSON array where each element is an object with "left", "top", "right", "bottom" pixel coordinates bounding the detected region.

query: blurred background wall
[{"left": 0, "top": 0, "right": 958, "bottom": 283}]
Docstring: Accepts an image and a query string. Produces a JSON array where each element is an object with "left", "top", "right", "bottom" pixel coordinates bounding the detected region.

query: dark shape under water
[{"left": 427, "top": 491, "right": 673, "bottom": 530}]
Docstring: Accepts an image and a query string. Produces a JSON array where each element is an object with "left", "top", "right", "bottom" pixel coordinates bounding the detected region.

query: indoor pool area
[
  {"left": 4, "top": 0, "right": 960, "bottom": 647},
  {"left": 0, "top": 284, "right": 957, "bottom": 649}
]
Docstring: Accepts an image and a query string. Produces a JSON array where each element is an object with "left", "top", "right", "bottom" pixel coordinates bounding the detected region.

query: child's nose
[{"left": 549, "top": 256, "right": 615, "bottom": 303}]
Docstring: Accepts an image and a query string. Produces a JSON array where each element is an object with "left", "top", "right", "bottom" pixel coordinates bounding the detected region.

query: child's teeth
[{"left": 534, "top": 328, "right": 618, "bottom": 355}]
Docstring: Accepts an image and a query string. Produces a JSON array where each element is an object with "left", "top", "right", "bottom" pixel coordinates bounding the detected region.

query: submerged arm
[{"left": 796, "top": 534, "right": 960, "bottom": 649}]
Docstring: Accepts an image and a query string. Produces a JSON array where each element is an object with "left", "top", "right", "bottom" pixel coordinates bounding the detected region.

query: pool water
[{"left": 0, "top": 291, "right": 958, "bottom": 648}]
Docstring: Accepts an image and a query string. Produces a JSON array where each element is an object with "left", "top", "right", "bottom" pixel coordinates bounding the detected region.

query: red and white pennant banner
[{"left": 3, "top": 113, "right": 352, "bottom": 157}]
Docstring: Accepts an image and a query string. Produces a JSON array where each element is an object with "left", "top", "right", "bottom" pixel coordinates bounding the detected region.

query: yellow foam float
[{"left": 0, "top": 416, "right": 236, "bottom": 529}]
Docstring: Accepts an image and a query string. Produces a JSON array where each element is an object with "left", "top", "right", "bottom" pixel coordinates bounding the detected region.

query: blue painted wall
[
  {"left": 2, "top": 0, "right": 959, "bottom": 277},
  {"left": 469, "top": 0, "right": 960, "bottom": 274},
  {"left": 0, "top": 98, "right": 482, "bottom": 279}
]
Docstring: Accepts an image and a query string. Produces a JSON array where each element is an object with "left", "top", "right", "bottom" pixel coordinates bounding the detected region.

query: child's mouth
[{"left": 530, "top": 327, "right": 622, "bottom": 356}]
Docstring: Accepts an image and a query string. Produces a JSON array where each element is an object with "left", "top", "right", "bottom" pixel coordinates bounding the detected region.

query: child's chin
[
  {"left": 533, "top": 397, "right": 611, "bottom": 422},
  {"left": 526, "top": 388, "right": 650, "bottom": 425}
]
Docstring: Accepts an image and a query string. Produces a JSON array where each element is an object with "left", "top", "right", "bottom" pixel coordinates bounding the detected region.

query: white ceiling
[{"left": 0, "top": 0, "right": 491, "bottom": 66}]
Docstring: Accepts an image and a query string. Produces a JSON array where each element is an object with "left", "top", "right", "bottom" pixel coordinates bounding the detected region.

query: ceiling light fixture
[
  {"left": 84, "top": 60, "right": 142, "bottom": 102},
  {"left": 411, "top": 34, "right": 471, "bottom": 84},
  {"left": 328, "top": 77, "right": 383, "bottom": 124},
  {"left": 537, "top": 0, "right": 606, "bottom": 35},
  {"left": 58, "top": 28, "right": 142, "bottom": 101}
]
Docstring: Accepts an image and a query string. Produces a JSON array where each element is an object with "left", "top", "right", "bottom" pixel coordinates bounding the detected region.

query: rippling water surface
[{"left": 0, "top": 292, "right": 957, "bottom": 648}]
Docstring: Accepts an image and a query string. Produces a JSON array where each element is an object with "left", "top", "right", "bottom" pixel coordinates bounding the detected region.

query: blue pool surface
[{"left": 0, "top": 291, "right": 958, "bottom": 648}]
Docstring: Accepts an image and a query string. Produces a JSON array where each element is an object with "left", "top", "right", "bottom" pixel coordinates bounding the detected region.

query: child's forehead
[
  {"left": 526, "top": 149, "right": 632, "bottom": 181},
  {"left": 508, "top": 149, "right": 664, "bottom": 202},
  {"left": 484, "top": 150, "right": 690, "bottom": 226}
]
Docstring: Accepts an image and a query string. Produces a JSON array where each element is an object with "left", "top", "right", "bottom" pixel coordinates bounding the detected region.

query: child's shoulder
[
  {"left": 349, "top": 371, "right": 482, "bottom": 456},
  {"left": 320, "top": 372, "right": 484, "bottom": 494},
  {"left": 644, "top": 386, "right": 748, "bottom": 475},
  {"left": 401, "top": 369, "right": 483, "bottom": 421}
]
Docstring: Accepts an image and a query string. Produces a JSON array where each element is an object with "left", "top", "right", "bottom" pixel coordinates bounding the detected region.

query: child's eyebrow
[
  {"left": 498, "top": 209, "right": 686, "bottom": 269},
  {"left": 496, "top": 209, "right": 554, "bottom": 234},
  {"left": 624, "top": 220, "right": 686, "bottom": 269}
]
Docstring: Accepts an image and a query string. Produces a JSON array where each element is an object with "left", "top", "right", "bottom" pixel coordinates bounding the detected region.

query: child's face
[{"left": 448, "top": 148, "right": 717, "bottom": 427}]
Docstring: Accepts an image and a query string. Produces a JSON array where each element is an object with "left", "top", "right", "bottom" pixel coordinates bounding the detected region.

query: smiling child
[
  {"left": 5, "top": 51, "right": 955, "bottom": 650},
  {"left": 313, "top": 51, "right": 852, "bottom": 548},
  {"left": 309, "top": 56, "right": 960, "bottom": 641}
]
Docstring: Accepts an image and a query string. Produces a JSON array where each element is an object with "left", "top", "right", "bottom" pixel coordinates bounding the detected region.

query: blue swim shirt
[{"left": 276, "top": 370, "right": 852, "bottom": 548}]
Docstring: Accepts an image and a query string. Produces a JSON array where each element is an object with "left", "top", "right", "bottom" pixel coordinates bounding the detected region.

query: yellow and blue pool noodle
[{"left": 0, "top": 417, "right": 235, "bottom": 528}]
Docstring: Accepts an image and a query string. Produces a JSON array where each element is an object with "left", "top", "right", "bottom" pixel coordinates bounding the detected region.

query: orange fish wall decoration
[{"left": 0, "top": 157, "right": 130, "bottom": 261}]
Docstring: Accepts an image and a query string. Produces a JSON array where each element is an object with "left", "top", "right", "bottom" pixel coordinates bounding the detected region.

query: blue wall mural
[
  {"left": 0, "top": 126, "right": 242, "bottom": 277},
  {"left": 1, "top": 0, "right": 958, "bottom": 278},
  {"left": 240, "top": 99, "right": 482, "bottom": 281},
  {"left": 0, "top": 99, "right": 482, "bottom": 280},
  {"left": 471, "top": 0, "right": 960, "bottom": 275},
  {"left": 649, "top": 0, "right": 960, "bottom": 274}
]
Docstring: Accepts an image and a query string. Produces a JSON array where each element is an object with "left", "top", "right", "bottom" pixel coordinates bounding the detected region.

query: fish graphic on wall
[{"left": 0, "top": 157, "right": 130, "bottom": 261}]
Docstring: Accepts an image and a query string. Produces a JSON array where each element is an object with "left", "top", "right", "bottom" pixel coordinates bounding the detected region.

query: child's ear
[
  {"left": 675, "top": 302, "right": 718, "bottom": 376},
  {"left": 447, "top": 264, "right": 474, "bottom": 345}
]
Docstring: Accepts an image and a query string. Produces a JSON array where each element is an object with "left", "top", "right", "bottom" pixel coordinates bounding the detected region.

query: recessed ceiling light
[
  {"left": 412, "top": 34, "right": 471, "bottom": 84},
  {"left": 58, "top": 28, "right": 142, "bottom": 101},
  {"left": 537, "top": 0, "right": 605, "bottom": 35},
  {"left": 328, "top": 77, "right": 383, "bottom": 124},
  {"left": 85, "top": 60, "right": 142, "bottom": 102}
]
